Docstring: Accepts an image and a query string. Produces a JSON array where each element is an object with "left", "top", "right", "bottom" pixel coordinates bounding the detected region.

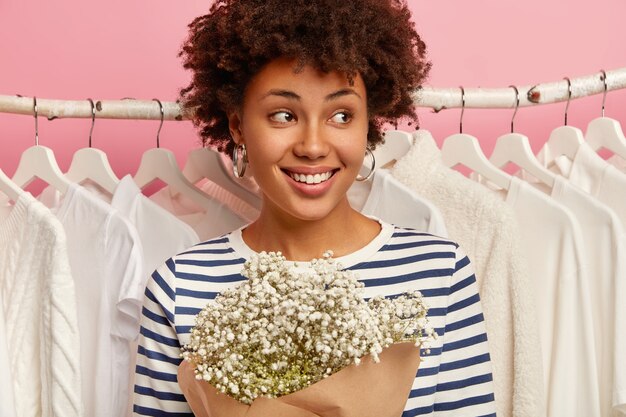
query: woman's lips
[
  {"left": 287, "top": 170, "right": 333, "bottom": 184},
  {"left": 282, "top": 168, "right": 338, "bottom": 196}
]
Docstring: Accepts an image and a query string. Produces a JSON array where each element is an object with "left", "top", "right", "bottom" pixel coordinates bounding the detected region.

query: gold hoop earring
[
  {"left": 232, "top": 143, "right": 248, "bottom": 178},
  {"left": 355, "top": 148, "right": 376, "bottom": 182}
]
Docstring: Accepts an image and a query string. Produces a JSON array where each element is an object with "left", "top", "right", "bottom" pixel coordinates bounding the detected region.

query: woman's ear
[{"left": 228, "top": 110, "right": 244, "bottom": 145}]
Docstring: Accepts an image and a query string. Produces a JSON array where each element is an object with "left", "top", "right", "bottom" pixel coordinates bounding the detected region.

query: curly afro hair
[{"left": 179, "top": 0, "right": 431, "bottom": 156}]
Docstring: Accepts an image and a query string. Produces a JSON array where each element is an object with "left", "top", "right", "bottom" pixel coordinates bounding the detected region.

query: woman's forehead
[{"left": 244, "top": 58, "right": 366, "bottom": 101}]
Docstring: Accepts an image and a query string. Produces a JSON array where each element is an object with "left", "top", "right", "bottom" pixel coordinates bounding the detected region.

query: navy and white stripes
[{"left": 133, "top": 225, "right": 496, "bottom": 416}]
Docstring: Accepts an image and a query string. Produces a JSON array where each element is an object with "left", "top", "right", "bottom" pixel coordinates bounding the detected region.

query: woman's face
[{"left": 228, "top": 57, "right": 369, "bottom": 223}]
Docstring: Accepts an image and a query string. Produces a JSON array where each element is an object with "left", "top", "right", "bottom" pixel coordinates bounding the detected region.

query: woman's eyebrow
[
  {"left": 261, "top": 89, "right": 300, "bottom": 101},
  {"left": 260, "top": 88, "right": 362, "bottom": 102},
  {"left": 325, "top": 88, "right": 362, "bottom": 101}
]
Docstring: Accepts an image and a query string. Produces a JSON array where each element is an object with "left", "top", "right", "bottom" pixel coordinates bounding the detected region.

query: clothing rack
[{"left": 0, "top": 67, "right": 625, "bottom": 121}]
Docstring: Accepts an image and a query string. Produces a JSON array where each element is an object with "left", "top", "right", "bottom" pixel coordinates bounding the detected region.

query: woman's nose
[{"left": 293, "top": 125, "right": 331, "bottom": 159}]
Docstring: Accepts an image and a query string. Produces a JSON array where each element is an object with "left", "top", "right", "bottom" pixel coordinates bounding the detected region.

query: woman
[{"left": 133, "top": 0, "right": 497, "bottom": 415}]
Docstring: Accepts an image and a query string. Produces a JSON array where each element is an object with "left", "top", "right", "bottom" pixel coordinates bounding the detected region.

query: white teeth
[{"left": 289, "top": 171, "right": 333, "bottom": 184}]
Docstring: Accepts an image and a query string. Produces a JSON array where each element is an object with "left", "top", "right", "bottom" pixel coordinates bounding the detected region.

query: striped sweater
[{"left": 133, "top": 221, "right": 496, "bottom": 416}]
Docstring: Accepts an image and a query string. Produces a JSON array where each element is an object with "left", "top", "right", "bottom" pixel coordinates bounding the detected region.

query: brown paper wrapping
[{"left": 177, "top": 342, "right": 421, "bottom": 417}]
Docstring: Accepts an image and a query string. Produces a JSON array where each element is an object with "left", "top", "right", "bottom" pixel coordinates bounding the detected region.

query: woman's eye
[
  {"left": 330, "top": 112, "right": 351, "bottom": 124},
  {"left": 270, "top": 111, "right": 295, "bottom": 123}
]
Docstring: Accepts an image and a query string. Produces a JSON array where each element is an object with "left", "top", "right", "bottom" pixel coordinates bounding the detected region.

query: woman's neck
[{"left": 241, "top": 200, "right": 380, "bottom": 262}]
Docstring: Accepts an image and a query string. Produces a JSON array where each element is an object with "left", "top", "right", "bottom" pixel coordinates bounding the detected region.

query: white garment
[
  {"left": 524, "top": 175, "right": 626, "bottom": 415},
  {"left": 479, "top": 176, "right": 601, "bottom": 417},
  {"left": 617, "top": 249, "right": 626, "bottom": 417},
  {"left": 0, "top": 257, "right": 15, "bottom": 417},
  {"left": 0, "top": 192, "right": 82, "bottom": 417},
  {"left": 192, "top": 178, "right": 259, "bottom": 223},
  {"left": 390, "top": 130, "right": 543, "bottom": 417},
  {"left": 538, "top": 142, "right": 626, "bottom": 227},
  {"left": 149, "top": 182, "right": 249, "bottom": 241},
  {"left": 0, "top": 193, "right": 14, "bottom": 417},
  {"left": 39, "top": 184, "right": 144, "bottom": 417},
  {"left": 537, "top": 145, "right": 626, "bottom": 412},
  {"left": 607, "top": 154, "right": 626, "bottom": 173},
  {"left": 85, "top": 175, "right": 201, "bottom": 275},
  {"left": 82, "top": 175, "right": 201, "bottom": 417},
  {"left": 347, "top": 168, "right": 448, "bottom": 236}
]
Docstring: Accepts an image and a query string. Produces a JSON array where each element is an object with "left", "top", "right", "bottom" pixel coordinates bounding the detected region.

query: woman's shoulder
[
  {"left": 150, "top": 231, "right": 247, "bottom": 304},
  {"left": 351, "top": 224, "right": 468, "bottom": 300},
  {"left": 174, "top": 230, "right": 241, "bottom": 258},
  {"left": 350, "top": 222, "right": 463, "bottom": 273},
  {"left": 364, "top": 223, "right": 466, "bottom": 272},
  {"left": 164, "top": 230, "right": 247, "bottom": 276},
  {"left": 386, "top": 224, "right": 459, "bottom": 251}
]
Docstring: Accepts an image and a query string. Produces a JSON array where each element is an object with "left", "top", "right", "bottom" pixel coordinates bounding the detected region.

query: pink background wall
[{"left": 1, "top": 0, "right": 625, "bottom": 183}]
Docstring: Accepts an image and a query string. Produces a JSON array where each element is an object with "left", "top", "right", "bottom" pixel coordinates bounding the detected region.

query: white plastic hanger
[
  {"left": 0, "top": 169, "right": 22, "bottom": 202},
  {"left": 585, "top": 70, "right": 626, "bottom": 160},
  {"left": 65, "top": 98, "right": 120, "bottom": 194},
  {"left": 490, "top": 86, "right": 556, "bottom": 188},
  {"left": 548, "top": 126, "right": 584, "bottom": 160},
  {"left": 546, "top": 77, "right": 583, "bottom": 161},
  {"left": 364, "top": 129, "right": 413, "bottom": 171},
  {"left": 441, "top": 87, "right": 511, "bottom": 190},
  {"left": 587, "top": 119, "right": 626, "bottom": 159},
  {"left": 133, "top": 99, "right": 225, "bottom": 211},
  {"left": 12, "top": 96, "right": 72, "bottom": 195},
  {"left": 183, "top": 147, "right": 262, "bottom": 210}
]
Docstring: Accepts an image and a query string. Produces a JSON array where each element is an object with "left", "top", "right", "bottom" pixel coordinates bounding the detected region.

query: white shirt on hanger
[
  {"left": 0, "top": 192, "right": 82, "bottom": 417},
  {"left": 190, "top": 177, "right": 260, "bottom": 223},
  {"left": 81, "top": 175, "right": 202, "bottom": 416},
  {"left": 39, "top": 183, "right": 144, "bottom": 417},
  {"left": 347, "top": 168, "right": 448, "bottom": 237},
  {"left": 478, "top": 175, "right": 601, "bottom": 417},
  {"left": 521, "top": 174, "right": 626, "bottom": 416},
  {"left": 149, "top": 181, "right": 250, "bottom": 241},
  {"left": 390, "top": 130, "right": 543, "bottom": 417},
  {"left": 538, "top": 141, "right": 626, "bottom": 227},
  {"left": 84, "top": 175, "right": 201, "bottom": 275}
]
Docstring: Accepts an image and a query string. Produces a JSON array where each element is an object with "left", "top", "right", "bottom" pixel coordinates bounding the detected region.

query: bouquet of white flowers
[{"left": 178, "top": 251, "right": 436, "bottom": 417}]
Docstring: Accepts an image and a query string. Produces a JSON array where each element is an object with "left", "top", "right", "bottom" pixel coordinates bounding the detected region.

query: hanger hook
[
  {"left": 509, "top": 85, "right": 520, "bottom": 133},
  {"left": 153, "top": 98, "right": 164, "bottom": 148},
  {"left": 33, "top": 96, "right": 39, "bottom": 146},
  {"left": 600, "top": 69, "right": 608, "bottom": 117},
  {"left": 87, "top": 98, "right": 96, "bottom": 148},
  {"left": 563, "top": 77, "right": 572, "bottom": 126},
  {"left": 459, "top": 86, "right": 465, "bottom": 134}
]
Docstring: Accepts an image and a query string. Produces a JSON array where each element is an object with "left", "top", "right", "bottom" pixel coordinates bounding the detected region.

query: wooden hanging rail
[
  {"left": 0, "top": 96, "right": 189, "bottom": 121},
  {"left": 0, "top": 67, "right": 625, "bottom": 120},
  {"left": 417, "top": 67, "right": 626, "bottom": 112}
]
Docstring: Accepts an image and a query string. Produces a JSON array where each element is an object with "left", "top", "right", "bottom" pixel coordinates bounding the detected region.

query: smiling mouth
[{"left": 283, "top": 169, "right": 338, "bottom": 185}]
